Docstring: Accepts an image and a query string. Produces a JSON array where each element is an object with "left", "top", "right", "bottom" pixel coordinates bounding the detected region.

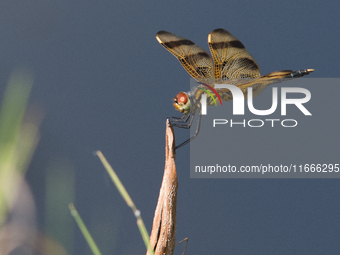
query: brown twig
[{"left": 146, "top": 119, "right": 178, "bottom": 255}]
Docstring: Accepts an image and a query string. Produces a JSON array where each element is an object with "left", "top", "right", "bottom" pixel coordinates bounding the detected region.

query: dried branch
[{"left": 147, "top": 119, "right": 178, "bottom": 255}]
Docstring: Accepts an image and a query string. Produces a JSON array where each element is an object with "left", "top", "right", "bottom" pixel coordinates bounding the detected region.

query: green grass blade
[
  {"left": 69, "top": 203, "right": 102, "bottom": 255},
  {"left": 96, "top": 150, "right": 154, "bottom": 255},
  {"left": 0, "top": 69, "right": 36, "bottom": 226}
]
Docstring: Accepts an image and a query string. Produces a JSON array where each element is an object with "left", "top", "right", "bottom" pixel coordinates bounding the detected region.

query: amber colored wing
[
  {"left": 237, "top": 70, "right": 293, "bottom": 90},
  {"left": 156, "top": 31, "right": 214, "bottom": 83},
  {"left": 208, "top": 28, "right": 261, "bottom": 80},
  {"left": 210, "top": 70, "right": 295, "bottom": 103}
]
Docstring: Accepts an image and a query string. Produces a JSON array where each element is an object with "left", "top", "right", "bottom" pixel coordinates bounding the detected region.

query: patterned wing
[
  {"left": 236, "top": 70, "right": 293, "bottom": 89},
  {"left": 156, "top": 31, "right": 214, "bottom": 83},
  {"left": 236, "top": 70, "right": 293, "bottom": 98},
  {"left": 208, "top": 28, "right": 261, "bottom": 80},
  {"left": 210, "top": 70, "right": 294, "bottom": 103}
]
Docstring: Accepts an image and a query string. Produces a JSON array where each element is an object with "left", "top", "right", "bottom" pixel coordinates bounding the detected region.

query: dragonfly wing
[
  {"left": 156, "top": 31, "right": 214, "bottom": 83},
  {"left": 241, "top": 69, "right": 314, "bottom": 96},
  {"left": 237, "top": 70, "right": 293, "bottom": 89},
  {"left": 215, "top": 69, "right": 314, "bottom": 102},
  {"left": 212, "top": 70, "right": 293, "bottom": 102},
  {"left": 237, "top": 70, "right": 294, "bottom": 98},
  {"left": 208, "top": 28, "right": 261, "bottom": 80}
]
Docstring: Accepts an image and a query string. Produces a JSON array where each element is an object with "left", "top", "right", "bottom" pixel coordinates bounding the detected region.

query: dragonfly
[{"left": 156, "top": 28, "right": 314, "bottom": 150}]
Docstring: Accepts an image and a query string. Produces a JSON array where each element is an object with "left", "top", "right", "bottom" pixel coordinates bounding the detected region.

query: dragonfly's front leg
[
  {"left": 169, "top": 113, "right": 190, "bottom": 123},
  {"left": 169, "top": 108, "right": 202, "bottom": 149},
  {"left": 171, "top": 112, "right": 195, "bottom": 129},
  {"left": 175, "top": 114, "right": 201, "bottom": 150}
]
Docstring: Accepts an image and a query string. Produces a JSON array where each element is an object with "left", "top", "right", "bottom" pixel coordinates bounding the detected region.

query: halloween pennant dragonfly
[{"left": 156, "top": 28, "right": 314, "bottom": 149}]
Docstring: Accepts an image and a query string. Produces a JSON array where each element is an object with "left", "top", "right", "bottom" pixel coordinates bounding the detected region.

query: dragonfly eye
[
  {"left": 175, "top": 92, "right": 188, "bottom": 104},
  {"left": 173, "top": 92, "right": 191, "bottom": 114}
]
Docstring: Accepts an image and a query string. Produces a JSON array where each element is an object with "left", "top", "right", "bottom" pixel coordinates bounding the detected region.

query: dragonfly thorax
[{"left": 173, "top": 92, "right": 191, "bottom": 114}]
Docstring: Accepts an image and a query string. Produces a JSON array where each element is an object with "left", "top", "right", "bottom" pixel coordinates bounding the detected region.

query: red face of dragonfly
[{"left": 173, "top": 92, "right": 191, "bottom": 114}]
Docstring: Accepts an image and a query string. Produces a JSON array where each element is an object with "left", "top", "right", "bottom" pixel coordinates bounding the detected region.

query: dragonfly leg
[
  {"left": 172, "top": 123, "right": 191, "bottom": 129},
  {"left": 175, "top": 237, "right": 188, "bottom": 255},
  {"left": 171, "top": 112, "right": 195, "bottom": 129},
  {"left": 170, "top": 113, "right": 190, "bottom": 123},
  {"left": 175, "top": 114, "right": 201, "bottom": 150}
]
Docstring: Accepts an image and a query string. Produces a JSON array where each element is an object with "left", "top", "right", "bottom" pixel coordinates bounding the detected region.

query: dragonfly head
[{"left": 173, "top": 92, "right": 191, "bottom": 114}]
